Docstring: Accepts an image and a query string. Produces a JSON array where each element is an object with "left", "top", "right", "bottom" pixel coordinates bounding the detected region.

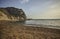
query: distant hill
[{"left": 0, "top": 7, "right": 26, "bottom": 21}]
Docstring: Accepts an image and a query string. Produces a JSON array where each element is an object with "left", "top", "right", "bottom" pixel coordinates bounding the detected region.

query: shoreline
[
  {"left": 0, "top": 20, "right": 60, "bottom": 29},
  {"left": 24, "top": 24, "right": 60, "bottom": 29}
]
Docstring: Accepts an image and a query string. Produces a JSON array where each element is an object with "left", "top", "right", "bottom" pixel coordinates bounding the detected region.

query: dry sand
[{"left": 0, "top": 21, "right": 60, "bottom": 39}]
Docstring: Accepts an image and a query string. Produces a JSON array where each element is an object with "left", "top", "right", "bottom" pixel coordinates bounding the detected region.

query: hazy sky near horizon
[{"left": 0, "top": 0, "right": 60, "bottom": 19}]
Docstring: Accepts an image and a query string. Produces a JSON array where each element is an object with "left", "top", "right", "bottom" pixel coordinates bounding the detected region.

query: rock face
[{"left": 0, "top": 7, "right": 26, "bottom": 21}]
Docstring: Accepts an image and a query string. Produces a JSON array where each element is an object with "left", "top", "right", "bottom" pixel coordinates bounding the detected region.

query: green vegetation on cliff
[{"left": 0, "top": 7, "right": 26, "bottom": 21}]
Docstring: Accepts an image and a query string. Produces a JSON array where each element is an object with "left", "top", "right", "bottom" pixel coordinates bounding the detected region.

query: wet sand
[{"left": 0, "top": 21, "right": 60, "bottom": 39}]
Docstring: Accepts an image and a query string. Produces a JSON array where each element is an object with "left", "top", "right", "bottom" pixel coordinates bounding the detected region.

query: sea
[{"left": 25, "top": 19, "right": 60, "bottom": 29}]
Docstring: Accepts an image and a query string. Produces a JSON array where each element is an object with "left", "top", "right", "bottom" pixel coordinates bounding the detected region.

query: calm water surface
[{"left": 25, "top": 19, "right": 60, "bottom": 26}]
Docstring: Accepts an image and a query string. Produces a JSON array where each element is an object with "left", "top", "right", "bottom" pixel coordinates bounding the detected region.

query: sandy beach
[{"left": 0, "top": 21, "right": 60, "bottom": 39}]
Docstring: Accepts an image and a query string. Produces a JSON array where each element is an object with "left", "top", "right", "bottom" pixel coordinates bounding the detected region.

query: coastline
[
  {"left": 0, "top": 21, "right": 60, "bottom": 39},
  {"left": 24, "top": 24, "right": 60, "bottom": 29}
]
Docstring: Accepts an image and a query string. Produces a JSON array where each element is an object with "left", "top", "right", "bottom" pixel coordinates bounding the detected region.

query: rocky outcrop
[{"left": 0, "top": 7, "right": 26, "bottom": 21}]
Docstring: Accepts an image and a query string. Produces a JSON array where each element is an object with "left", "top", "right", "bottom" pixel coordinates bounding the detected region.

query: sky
[{"left": 0, "top": 0, "right": 60, "bottom": 19}]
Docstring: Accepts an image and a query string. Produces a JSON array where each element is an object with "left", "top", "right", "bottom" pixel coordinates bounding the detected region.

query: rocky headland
[{"left": 0, "top": 7, "right": 26, "bottom": 21}]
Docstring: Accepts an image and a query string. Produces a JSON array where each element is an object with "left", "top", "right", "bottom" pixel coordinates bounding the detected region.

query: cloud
[
  {"left": 41, "top": 3, "right": 60, "bottom": 19},
  {"left": 20, "top": 0, "right": 29, "bottom": 4},
  {"left": 28, "top": 0, "right": 60, "bottom": 19}
]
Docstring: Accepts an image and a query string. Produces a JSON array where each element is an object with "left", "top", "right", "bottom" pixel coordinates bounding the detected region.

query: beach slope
[{"left": 0, "top": 21, "right": 60, "bottom": 39}]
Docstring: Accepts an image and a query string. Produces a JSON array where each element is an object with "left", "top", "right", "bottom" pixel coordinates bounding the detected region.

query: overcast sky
[{"left": 0, "top": 0, "right": 60, "bottom": 19}]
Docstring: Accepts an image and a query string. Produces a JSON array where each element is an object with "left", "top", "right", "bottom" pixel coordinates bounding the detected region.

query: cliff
[{"left": 0, "top": 7, "right": 26, "bottom": 21}]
